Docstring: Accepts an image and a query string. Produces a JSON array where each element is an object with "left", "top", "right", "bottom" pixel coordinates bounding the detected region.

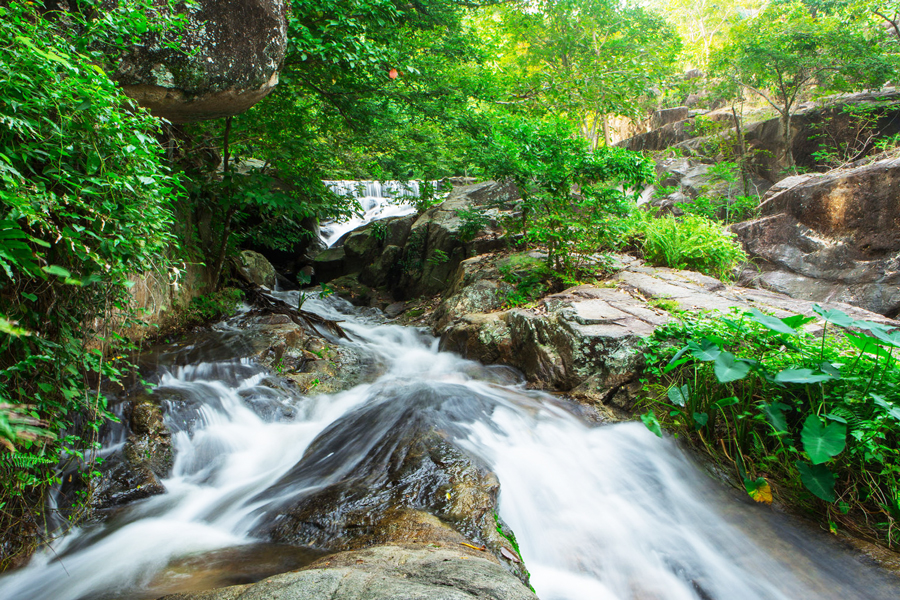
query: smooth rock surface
[
  {"left": 734, "top": 157, "right": 900, "bottom": 316},
  {"left": 159, "top": 543, "right": 538, "bottom": 600},
  {"left": 438, "top": 260, "right": 898, "bottom": 408},
  {"left": 115, "top": 0, "right": 288, "bottom": 122}
]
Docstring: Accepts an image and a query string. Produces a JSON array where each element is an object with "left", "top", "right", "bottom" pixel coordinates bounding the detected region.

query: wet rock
[
  {"left": 114, "top": 0, "right": 288, "bottom": 122},
  {"left": 91, "top": 397, "right": 172, "bottom": 510},
  {"left": 254, "top": 382, "right": 530, "bottom": 584},
  {"left": 312, "top": 181, "right": 516, "bottom": 302},
  {"left": 159, "top": 543, "right": 537, "bottom": 600},
  {"left": 310, "top": 246, "right": 345, "bottom": 283},
  {"left": 733, "top": 157, "right": 900, "bottom": 316},
  {"left": 384, "top": 301, "right": 407, "bottom": 318},
  {"left": 237, "top": 250, "right": 277, "bottom": 289},
  {"left": 432, "top": 253, "right": 516, "bottom": 331}
]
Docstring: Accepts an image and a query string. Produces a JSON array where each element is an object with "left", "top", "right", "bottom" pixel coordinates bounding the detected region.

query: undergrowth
[{"left": 639, "top": 306, "right": 900, "bottom": 547}]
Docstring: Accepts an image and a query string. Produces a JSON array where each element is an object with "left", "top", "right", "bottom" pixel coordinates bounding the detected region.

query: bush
[
  {"left": 640, "top": 306, "right": 900, "bottom": 546},
  {"left": 0, "top": 1, "right": 185, "bottom": 565},
  {"left": 480, "top": 115, "right": 654, "bottom": 278},
  {"left": 183, "top": 289, "right": 244, "bottom": 327},
  {"left": 636, "top": 214, "right": 747, "bottom": 280}
]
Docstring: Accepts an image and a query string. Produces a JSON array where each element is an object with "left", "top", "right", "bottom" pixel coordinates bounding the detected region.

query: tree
[
  {"left": 478, "top": 0, "right": 681, "bottom": 148},
  {"left": 714, "top": 1, "right": 897, "bottom": 171},
  {"left": 480, "top": 115, "right": 653, "bottom": 275},
  {"left": 644, "top": 0, "right": 764, "bottom": 69}
]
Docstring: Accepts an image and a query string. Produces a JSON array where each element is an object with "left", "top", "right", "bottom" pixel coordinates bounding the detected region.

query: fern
[{"left": 2, "top": 453, "right": 56, "bottom": 469}]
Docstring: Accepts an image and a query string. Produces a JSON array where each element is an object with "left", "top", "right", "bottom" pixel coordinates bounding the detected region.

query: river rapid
[{"left": 0, "top": 292, "right": 898, "bottom": 600}]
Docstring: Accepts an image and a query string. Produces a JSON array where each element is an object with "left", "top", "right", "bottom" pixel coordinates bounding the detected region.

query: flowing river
[{"left": 0, "top": 292, "right": 898, "bottom": 600}]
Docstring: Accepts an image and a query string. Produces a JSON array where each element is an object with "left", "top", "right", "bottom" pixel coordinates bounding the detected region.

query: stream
[{"left": 1, "top": 292, "right": 899, "bottom": 600}]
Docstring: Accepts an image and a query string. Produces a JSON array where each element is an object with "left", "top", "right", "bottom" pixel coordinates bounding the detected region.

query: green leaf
[
  {"left": 871, "top": 393, "right": 900, "bottom": 421},
  {"left": 713, "top": 351, "right": 751, "bottom": 383},
  {"left": 781, "top": 314, "right": 816, "bottom": 330},
  {"left": 692, "top": 412, "right": 708, "bottom": 429},
  {"left": 667, "top": 384, "right": 689, "bottom": 407},
  {"left": 641, "top": 410, "right": 663, "bottom": 438},
  {"left": 796, "top": 461, "right": 837, "bottom": 502},
  {"left": 687, "top": 337, "right": 721, "bottom": 362},
  {"left": 801, "top": 415, "right": 846, "bottom": 464},
  {"left": 812, "top": 304, "right": 855, "bottom": 328},
  {"left": 762, "top": 402, "right": 789, "bottom": 433},
  {"left": 845, "top": 332, "right": 893, "bottom": 359},
  {"left": 774, "top": 368, "right": 837, "bottom": 384},
  {"left": 713, "top": 396, "right": 740, "bottom": 410},
  {"left": 745, "top": 308, "right": 799, "bottom": 336},
  {"left": 42, "top": 265, "right": 72, "bottom": 278}
]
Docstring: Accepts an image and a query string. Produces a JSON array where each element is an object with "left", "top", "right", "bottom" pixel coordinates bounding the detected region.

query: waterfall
[{"left": 0, "top": 293, "right": 897, "bottom": 600}]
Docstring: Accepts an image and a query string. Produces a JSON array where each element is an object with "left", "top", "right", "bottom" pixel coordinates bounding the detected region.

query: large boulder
[
  {"left": 438, "top": 261, "right": 898, "bottom": 409},
  {"left": 237, "top": 250, "right": 277, "bottom": 289},
  {"left": 159, "top": 543, "right": 537, "bottom": 600},
  {"left": 733, "top": 157, "right": 900, "bottom": 316},
  {"left": 252, "top": 381, "right": 529, "bottom": 584},
  {"left": 672, "top": 89, "right": 900, "bottom": 181},
  {"left": 114, "top": 0, "right": 288, "bottom": 122}
]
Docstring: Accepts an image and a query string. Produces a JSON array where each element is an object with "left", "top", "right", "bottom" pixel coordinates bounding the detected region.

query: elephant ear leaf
[
  {"left": 796, "top": 461, "right": 837, "bottom": 502},
  {"left": 713, "top": 352, "right": 751, "bottom": 383},
  {"left": 801, "top": 415, "right": 846, "bottom": 464}
]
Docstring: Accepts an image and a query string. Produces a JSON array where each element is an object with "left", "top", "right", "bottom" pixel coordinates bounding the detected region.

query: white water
[
  {"left": 319, "top": 180, "right": 438, "bottom": 246},
  {"left": 0, "top": 293, "right": 897, "bottom": 600}
]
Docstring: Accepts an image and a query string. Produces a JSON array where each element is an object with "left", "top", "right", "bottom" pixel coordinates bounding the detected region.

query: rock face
[
  {"left": 159, "top": 543, "right": 537, "bottom": 600},
  {"left": 733, "top": 157, "right": 900, "bottom": 316},
  {"left": 621, "top": 89, "right": 900, "bottom": 182},
  {"left": 237, "top": 250, "right": 278, "bottom": 289},
  {"left": 312, "top": 181, "right": 517, "bottom": 306},
  {"left": 437, "top": 260, "right": 897, "bottom": 409},
  {"left": 114, "top": 0, "right": 288, "bottom": 122}
]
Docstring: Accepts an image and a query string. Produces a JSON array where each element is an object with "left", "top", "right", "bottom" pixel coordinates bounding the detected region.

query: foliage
[
  {"left": 497, "top": 253, "right": 553, "bottom": 308},
  {"left": 480, "top": 116, "right": 654, "bottom": 278},
  {"left": 479, "top": 0, "right": 681, "bottom": 148},
  {"left": 684, "top": 194, "right": 760, "bottom": 224},
  {"left": 640, "top": 306, "right": 900, "bottom": 545},
  {"left": 181, "top": 289, "right": 243, "bottom": 328},
  {"left": 0, "top": 1, "right": 184, "bottom": 565},
  {"left": 809, "top": 101, "right": 900, "bottom": 168},
  {"left": 456, "top": 207, "right": 491, "bottom": 242},
  {"left": 712, "top": 1, "right": 898, "bottom": 170},
  {"left": 631, "top": 213, "right": 747, "bottom": 280}
]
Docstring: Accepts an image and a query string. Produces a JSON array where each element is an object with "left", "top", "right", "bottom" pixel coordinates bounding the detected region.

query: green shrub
[
  {"left": 480, "top": 115, "right": 654, "bottom": 279},
  {"left": 0, "top": 1, "right": 186, "bottom": 564},
  {"left": 183, "top": 289, "right": 244, "bottom": 326},
  {"left": 640, "top": 306, "right": 900, "bottom": 545},
  {"left": 456, "top": 207, "right": 490, "bottom": 242},
  {"left": 637, "top": 214, "right": 747, "bottom": 280},
  {"left": 683, "top": 194, "right": 759, "bottom": 224}
]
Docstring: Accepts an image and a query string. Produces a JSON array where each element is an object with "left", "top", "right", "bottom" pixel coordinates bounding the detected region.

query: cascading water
[
  {"left": 319, "top": 180, "right": 439, "bottom": 247},
  {"left": 1, "top": 293, "right": 898, "bottom": 600}
]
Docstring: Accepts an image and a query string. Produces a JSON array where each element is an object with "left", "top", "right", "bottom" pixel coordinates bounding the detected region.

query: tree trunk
[
  {"left": 781, "top": 108, "right": 796, "bottom": 174},
  {"left": 210, "top": 117, "right": 234, "bottom": 288}
]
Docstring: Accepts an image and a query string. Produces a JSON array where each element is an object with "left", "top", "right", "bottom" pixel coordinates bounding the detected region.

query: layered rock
[
  {"left": 438, "top": 260, "right": 897, "bottom": 409},
  {"left": 252, "top": 381, "right": 529, "bottom": 584},
  {"left": 733, "top": 157, "right": 900, "bottom": 316},
  {"left": 114, "top": 0, "right": 288, "bottom": 122}
]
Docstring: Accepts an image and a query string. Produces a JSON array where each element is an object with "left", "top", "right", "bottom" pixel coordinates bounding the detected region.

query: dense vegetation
[{"left": 2, "top": 0, "right": 900, "bottom": 566}]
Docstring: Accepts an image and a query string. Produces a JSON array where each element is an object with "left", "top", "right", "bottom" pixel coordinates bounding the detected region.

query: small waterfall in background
[{"left": 319, "top": 180, "right": 441, "bottom": 247}]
